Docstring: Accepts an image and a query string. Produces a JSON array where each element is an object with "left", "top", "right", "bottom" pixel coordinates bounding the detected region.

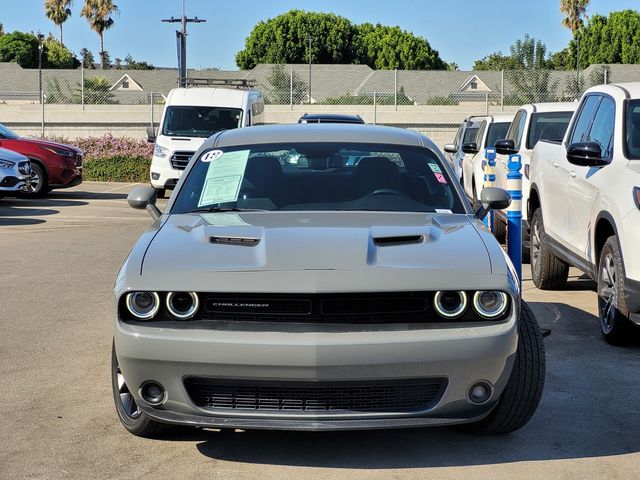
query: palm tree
[
  {"left": 81, "top": 0, "right": 119, "bottom": 69},
  {"left": 44, "top": 0, "right": 73, "bottom": 45},
  {"left": 560, "top": 0, "right": 590, "bottom": 70}
]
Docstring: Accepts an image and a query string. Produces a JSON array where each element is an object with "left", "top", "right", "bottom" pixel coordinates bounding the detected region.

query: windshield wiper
[{"left": 188, "top": 207, "right": 266, "bottom": 213}]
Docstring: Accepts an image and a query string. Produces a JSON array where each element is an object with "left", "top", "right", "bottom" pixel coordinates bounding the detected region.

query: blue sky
[{"left": 2, "top": 0, "right": 639, "bottom": 70}]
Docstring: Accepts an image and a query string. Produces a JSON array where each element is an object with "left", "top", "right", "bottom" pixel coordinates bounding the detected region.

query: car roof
[
  {"left": 465, "top": 113, "right": 514, "bottom": 124},
  {"left": 584, "top": 82, "right": 640, "bottom": 100},
  {"left": 298, "top": 113, "right": 365, "bottom": 124},
  {"left": 521, "top": 101, "right": 579, "bottom": 113},
  {"left": 211, "top": 124, "right": 433, "bottom": 149}
]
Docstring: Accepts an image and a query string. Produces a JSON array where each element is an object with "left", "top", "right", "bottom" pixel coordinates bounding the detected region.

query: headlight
[
  {"left": 18, "top": 161, "right": 30, "bottom": 175},
  {"left": 166, "top": 292, "right": 199, "bottom": 319},
  {"left": 153, "top": 144, "right": 170, "bottom": 158},
  {"left": 473, "top": 291, "right": 509, "bottom": 319},
  {"left": 0, "top": 160, "right": 15, "bottom": 169},
  {"left": 125, "top": 292, "right": 160, "bottom": 320},
  {"left": 434, "top": 291, "right": 468, "bottom": 319},
  {"left": 41, "top": 146, "right": 75, "bottom": 157}
]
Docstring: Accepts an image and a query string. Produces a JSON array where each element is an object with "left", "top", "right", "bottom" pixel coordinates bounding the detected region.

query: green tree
[
  {"left": 0, "top": 32, "right": 41, "bottom": 68},
  {"left": 265, "top": 64, "right": 307, "bottom": 104},
  {"left": 79, "top": 47, "right": 95, "bottom": 68},
  {"left": 81, "top": 0, "right": 119, "bottom": 69},
  {"left": 44, "top": 36, "right": 79, "bottom": 68},
  {"left": 505, "top": 35, "right": 557, "bottom": 104},
  {"left": 0, "top": 23, "right": 4, "bottom": 36},
  {"left": 236, "top": 10, "right": 447, "bottom": 70},
  {"left": 124, "top": 54, "right": 154, "bottom": 70},
  {"left": 473, "top": 52, "right": 522, "bottom": 70},
  {"left": 45, "top": 0, "right": 73, "bottom": 45},
  {"left": 73, "top": 76, "right": 117, "bottom": 103}
]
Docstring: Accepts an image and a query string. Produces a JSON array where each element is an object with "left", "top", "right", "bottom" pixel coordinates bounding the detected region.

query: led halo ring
[
  {"left": 166, "top": 291, "right": 199, "bottom": 320},
  {"left": 434, "top": 291, "right": 468, "bottom": 319},
  {"left": 473, "top": 291, "right": 509, "bottom": 319},
  {"left": 126, "top": 291, "right": 161, "bottom": 320}
]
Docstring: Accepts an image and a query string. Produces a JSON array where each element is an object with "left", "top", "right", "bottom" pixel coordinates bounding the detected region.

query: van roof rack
[{"left": 180, "top": 78, "right": 257, "bottom": 89}]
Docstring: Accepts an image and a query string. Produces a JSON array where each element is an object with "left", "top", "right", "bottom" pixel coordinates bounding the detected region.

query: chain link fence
[{"left": 0, "top": 63, "right": 638, "bottom": 146}]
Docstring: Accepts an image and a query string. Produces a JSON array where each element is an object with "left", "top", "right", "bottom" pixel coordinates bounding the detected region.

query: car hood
[
  {"left": 16, "top": 137, "right": 82, "bottom": 154},
  {"left": 134, "top": 212, "right": 508, "bottom": 293},
  {"left": 0, "top": 147, "right": 28, "bottom": 162}
]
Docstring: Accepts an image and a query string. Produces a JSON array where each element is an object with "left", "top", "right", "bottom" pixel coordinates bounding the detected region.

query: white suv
[
  {"left": 444, "top": 117, "right": 483, "bottom": 182},
  {"left": 529, "top": 83, "right": 640, "bottom": 344}
]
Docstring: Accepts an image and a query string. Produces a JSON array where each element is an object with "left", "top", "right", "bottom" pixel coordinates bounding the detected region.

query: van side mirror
[
  {"left": 127, "top": 186, "right": 161, "bottom": 220},
  {"left": 146, "top": 126, "right": 156, "bottom": 143},
  {"left": 475, "top": 187, "right": 512, "bottom": 220},
  {"left": 495, "top": 139, "right": 517, "bottom": 156},
  {"left": 443, "top": 143, "right": 457, "bottom": 154},
  {"left": 461, "top": 142, "right": 479, "bottom": 154},
  {"left": 566, "top": 142, "right": 609, "bottom": 167}
]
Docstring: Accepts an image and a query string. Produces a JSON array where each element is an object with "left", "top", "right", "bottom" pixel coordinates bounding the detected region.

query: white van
[{"left": 149, "top": 82, "right": 264, "bottom": 197}]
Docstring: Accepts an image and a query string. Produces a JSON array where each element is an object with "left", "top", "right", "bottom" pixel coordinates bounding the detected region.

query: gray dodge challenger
[{"left": 113, "top": 124, "right": 545, "bottom": 437}]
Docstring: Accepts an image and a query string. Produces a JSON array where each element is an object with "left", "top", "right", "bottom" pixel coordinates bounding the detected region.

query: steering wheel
[{"left": 369, "top": 189, "right": 405, "bottom": 196}]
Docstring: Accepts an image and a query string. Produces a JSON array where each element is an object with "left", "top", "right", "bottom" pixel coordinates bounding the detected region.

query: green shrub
[{"left": 83, "top": 155, "right": 150, "bottom": 183}]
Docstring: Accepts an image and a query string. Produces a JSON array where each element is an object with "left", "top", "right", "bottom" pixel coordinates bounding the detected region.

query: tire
[
  {"left": 461, "top": 300, "right": 546, "bottom": 435},
  {"left": 154, "top": 188, "right": 166, "bottom": 199},
  {"left": 491, "top": 215, "right": 506, "bottom": 244},
  {"left": 530, "top": 208, "right": 568, "bottom": 289},
  {"left": 597, "top": 236, "right": 640, "bottom": 345},
  {"left": 111, "top": 342, "right": 172, "bottom": 437},
  {"left": 23, "top": 162, "right": 48, "bottom": 197}
]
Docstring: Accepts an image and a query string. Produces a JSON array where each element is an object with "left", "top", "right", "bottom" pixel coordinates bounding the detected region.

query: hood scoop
[
  {"left": 210, "top": 236, "right": 261, "bottom": 247},
  {"left": 373, "top": 235, "right": 424, "bottom": 247}
]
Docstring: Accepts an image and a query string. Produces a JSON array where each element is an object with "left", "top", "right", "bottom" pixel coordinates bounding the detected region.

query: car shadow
[
  {"left": 144, "top": 301, "right": 640, "bottom": 468},
  {"left": 50, "top": 191, "right": 130, "bottom": 200}
]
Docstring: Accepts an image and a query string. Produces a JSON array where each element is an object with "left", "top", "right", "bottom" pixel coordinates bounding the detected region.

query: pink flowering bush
[{"left": 49, "top": 134, "right": 153, "bottom": 162}]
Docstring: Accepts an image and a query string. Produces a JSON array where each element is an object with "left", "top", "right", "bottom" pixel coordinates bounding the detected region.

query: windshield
[
  {"left": 486, "top": 122, "right": 510, "bottom": 148},
  {"left": 626, "top": 100, "right": 640, "bottom": 160},
  {"left": 526, "top": 111, "right": 573, "bottom": 149},
  {"left": 463, "top": 125, "right": 480, "bottom": 144},
  {"left": 172, "top": 143, "right": 465, "bottom": 214},
  {"left": 161, "top": 106, "right": 243, "bottom": 138},
  {"left": 0, "top": 123, "right": 19, "bottom": 139}
]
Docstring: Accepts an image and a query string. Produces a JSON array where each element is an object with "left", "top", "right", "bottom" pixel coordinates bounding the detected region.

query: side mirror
[
  {"left": 127, "top": 186, "right": 161, "bottom": 220},
  {"left": 443, "top": 143, "right": 457, "bottom": 154},
  {"left": 566, "top": 142, "right": 608, "bottom": 167},
  {"left": 475, "top": 187, "right": 512, "bottom": 220},
  {"left": 495, "top": 139, "right": 517, "bottom": 156},
  {"left": 461, "top": 142, "right": 479, "bottom": 154},
  {"left": 146, "top": 126, "right": 156, "bottom": 143}
]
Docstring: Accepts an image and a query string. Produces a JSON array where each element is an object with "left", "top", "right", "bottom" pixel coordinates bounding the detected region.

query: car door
[
  {"left": 567, "top": 96, "right": 615, "bottom": 257},
  {"left": 544, "top": 95, "right": 602, "bottom": 244}
]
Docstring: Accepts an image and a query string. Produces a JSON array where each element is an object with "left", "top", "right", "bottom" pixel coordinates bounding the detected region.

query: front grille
[
  {"left": 184, "top": 378, "right": 447, "bottom": 414},
  {"left": 170, "top": 151, "right": 195, "bottom": 170},
  {"left": 76, "top": 155, "right": 83, "bottom": 167}
]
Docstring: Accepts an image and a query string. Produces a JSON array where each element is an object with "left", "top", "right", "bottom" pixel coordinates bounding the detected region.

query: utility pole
[
  {"left": 37, "top": 33, "right": 45, "bottom": 105},
  {"left": 307, "top": 36, "right": 312, "bottom": 104},
  {"left": 162, "top": 0, "right": 206, "bottom": 87}
]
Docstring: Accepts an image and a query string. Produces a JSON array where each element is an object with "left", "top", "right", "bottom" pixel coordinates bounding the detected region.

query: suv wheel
[
  {"left": 530, "top": 208, "right": 568, "bottom": 289},
  {"left": 461, "top": 300, "right": 545, "bottom": 434},
  {"left": 598, "top": 236, "right": 639, "bottom": 345},
  {"left": 111, "top": 342, "right": 174, "bottom": 437}
]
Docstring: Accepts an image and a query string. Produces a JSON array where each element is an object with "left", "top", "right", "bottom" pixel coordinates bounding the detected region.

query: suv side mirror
[
  {"left": 566, "top": 142, "right": 609, "bottom": 167},
  {"left": 146, "top": 126, "right": 156, "bottom": 143},
  {"left": 127, "top": 186, "right": 161, "bottom": 220},
  {"left": 495, "top": 139, "right": 517, "bottom": 156},
  {"left": 475, "top": 187, "right": 512, "bottom": 220},
  {"left": 443, "top": 143, "right": 457, "bottom": 154},
  {"left": 461, "top": 142, "right": 479, "bottom": 154}
]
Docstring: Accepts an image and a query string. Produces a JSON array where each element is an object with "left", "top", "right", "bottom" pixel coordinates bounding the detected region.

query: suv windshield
[
  {"left": 0, "top": 123, "right": 19, "bottom": 139},
  {"left": 161, "top": 106, "right": 243, "bottom": 138},
  {"left": 172, "top": 143, "right": 464, "bottom": 214},
  {"left": 626, "top": 100, "right": 640, "bottom": 159},
  {"left": 526, "top": 112, "right": 573, "bottom": 149}
]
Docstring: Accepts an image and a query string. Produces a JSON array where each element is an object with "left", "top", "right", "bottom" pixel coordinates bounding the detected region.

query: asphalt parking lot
[{"left": 1, "top": 182, "right": 639, "bottom": 480}]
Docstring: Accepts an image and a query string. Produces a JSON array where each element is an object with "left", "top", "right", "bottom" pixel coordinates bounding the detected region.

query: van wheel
[
  {"left": 598, "top": 236, "right": 639, "bottom": 345},
  {"left": 111, "top": 342, "right": 173, "bottom": 437},
  {"left": 461, "top": 300, "right": 545, "bottom": 434},
  {"left": 530, "top": 209, "right": 568, "bottom": 289}
]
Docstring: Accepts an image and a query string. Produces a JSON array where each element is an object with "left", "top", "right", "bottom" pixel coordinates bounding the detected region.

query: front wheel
[
  {"left": 23, "top": 162, "right": 49, "bottom": 196},
  {"left": 598, "top": 236, "right": 639, "bottom": 345},
  {"left": 461, "top": 300, "right": 546, "bottom": 434}
]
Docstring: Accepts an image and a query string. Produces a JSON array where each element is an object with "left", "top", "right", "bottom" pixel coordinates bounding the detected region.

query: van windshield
[{"left": 161, "top": 106, "right": 243, "bottom": 138}]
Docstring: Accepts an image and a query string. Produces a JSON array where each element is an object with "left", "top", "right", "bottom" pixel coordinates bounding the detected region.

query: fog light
[
  {"left": 141, "top": 382, "right": 165, "bottom": 405},
  {"left": 151, "top": 172, "right": 160, "bottom": 180},
  {"left": 469, "top": 382, "right": 492, "bottom": 405}
]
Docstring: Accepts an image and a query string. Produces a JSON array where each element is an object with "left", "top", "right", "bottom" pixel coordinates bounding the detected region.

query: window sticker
[
  {"left": 201, "top": 213, "right": 250, "bottom": 226},
  {"left": 434, "top": 173, "right": 447, "bottom": 184},
  {"left": 201, "top": 149, "right": 224, "bottom": 162},
  {"left": 198, "top": 150, "right": 250, "bottom": 206},
  {"left": 428, "top": 163, "right": 442, "bottom": 173}
]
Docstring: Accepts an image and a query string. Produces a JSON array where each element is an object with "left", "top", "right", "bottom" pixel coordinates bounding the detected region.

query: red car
[{"left": 0, "top": 123, "right": 83, "bottom": 195}]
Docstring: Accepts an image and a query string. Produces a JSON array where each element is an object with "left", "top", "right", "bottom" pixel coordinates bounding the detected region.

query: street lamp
[{"left": 37, "top": 33, "right": 45, "bottom": 105}]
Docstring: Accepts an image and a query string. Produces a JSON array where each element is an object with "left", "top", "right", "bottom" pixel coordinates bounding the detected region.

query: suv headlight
[
  {"left": 41, "top": 146, "right": 75, "bottom": 157},
  {"left": 125, "top": 292, "right": 160, "bottom": 320},
  {"left": 18, "top": 161, "right": 30, "bottom": 175},
  {"left": 473, "top": 291, "right": 509, "bottom": 319},
  {"left": 153, "top": 144, "right": 170, "bottom": 158},
  {"left": 0, "top": 160, "right": 15, "bottom": 169}
]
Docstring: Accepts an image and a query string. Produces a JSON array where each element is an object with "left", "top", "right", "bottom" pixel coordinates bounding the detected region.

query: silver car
[
  {"left": 0, "top": 148, "right": 30, "bottom": 196},
  {"left": 113, "top": 124, "right": 545, "bottom": 437}
]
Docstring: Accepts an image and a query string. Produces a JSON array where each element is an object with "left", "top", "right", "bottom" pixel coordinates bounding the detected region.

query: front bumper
[
  {"left": 150, "top": 155, "right": 183, "bottom": 189},
  {"left": 0, "top": 173, "right": 29, "bottom": 192},
  {"left": 114, "top": 310, "right": 518, "bottom": 430}
]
